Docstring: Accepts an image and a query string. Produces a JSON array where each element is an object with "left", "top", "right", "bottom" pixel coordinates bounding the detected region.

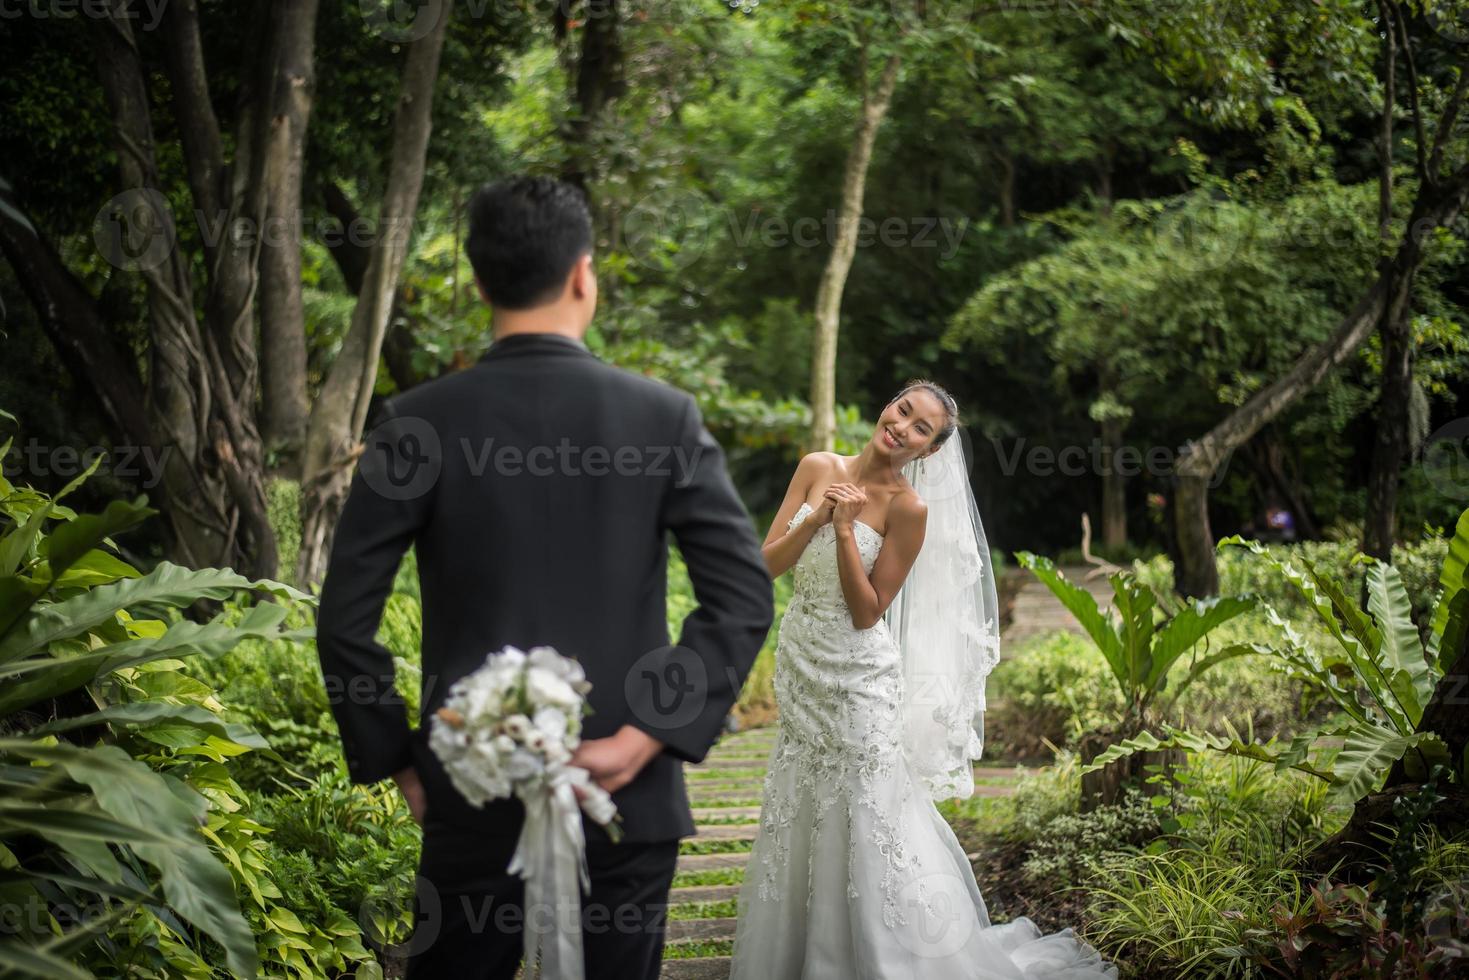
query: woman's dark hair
[
  {"left": 466, "top": 176, "right": 594, "bottom": 310},
  {"left": 892, "top": 378, "right": 959, "bottom": 451}
]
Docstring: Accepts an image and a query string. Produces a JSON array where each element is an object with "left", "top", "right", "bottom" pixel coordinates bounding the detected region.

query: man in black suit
[{"left": 316, "top": 176, "right": 774, "bottom": 979}]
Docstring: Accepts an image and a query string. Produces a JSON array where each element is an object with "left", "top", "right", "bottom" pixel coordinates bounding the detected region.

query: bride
[{"left": 728, "top": 380, "right": 1115, "bottom": 980}]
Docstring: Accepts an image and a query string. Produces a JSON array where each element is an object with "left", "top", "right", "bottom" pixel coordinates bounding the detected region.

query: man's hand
[
  {"left": 569, "top": 725, "right": 666, "bottom": 796},
  {"left": 392, "top": 766, "right": 427, "bottom": 826}
]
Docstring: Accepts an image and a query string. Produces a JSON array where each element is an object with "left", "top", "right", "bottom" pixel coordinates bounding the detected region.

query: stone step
[
  {"left": 660, "top": 956, "right": 732, "bottom": 979},
  {"left": 677, "top": 852, "right": 748, "bottom": 874},
  {"left": 684, "top": 787, "right": 763, "bottom": 799},
  {"left": 691, "top": 806, "right": 761, "bottom": 822},
  {"left": 667, "top": 917, "right": 739, "bottom": 944},
  {"left": 692, "top": 824, "right": 758, "bottom": 842},
  {"left": 669, "top": 884, "right": 741, "bottom": 905}
]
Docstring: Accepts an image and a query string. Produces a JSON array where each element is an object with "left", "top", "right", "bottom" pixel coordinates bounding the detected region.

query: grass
[
  {"left": 668, "top": 899, "right": 740, "bottom": 920},
  {"left": 672, "top": 867, "right": 745, "bottom": 889},
  {"left": 684, "top": 769, "right": 765, "bottom": 781},
  {"left": 679, "top": 839, "right": 754, "bottom": 856},
  {"left": 663, "top": 939, "right": 735, "bottom": 959}
]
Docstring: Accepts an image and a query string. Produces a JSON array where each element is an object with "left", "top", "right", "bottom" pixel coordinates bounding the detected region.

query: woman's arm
[
  {"left": 761, "top": 453, "right": 835, "bottom": 578},
  {"left": 830, "top": 490, "right": 927, "bottom": 630}
]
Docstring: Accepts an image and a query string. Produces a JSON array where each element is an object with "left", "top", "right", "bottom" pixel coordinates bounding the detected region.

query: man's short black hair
[{"left": 465, "top": 176, "right": 594, "bottom": 310}]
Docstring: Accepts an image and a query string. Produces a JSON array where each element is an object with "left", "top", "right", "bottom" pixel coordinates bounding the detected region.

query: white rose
[
  {"left": 506, "top": 746, "right": 545, "bottom": 782},
  {"left": 533, "top": 706, "right": 569, "bottom": 739},
  {"left": 504, "top": 714, "right": 532, "bottom": 739},
  {"left": 526, "top": 667, "right": 580, "bottom": 711},
  {"left": 492, "top": 734, "right": 516, "bottom": 755}
]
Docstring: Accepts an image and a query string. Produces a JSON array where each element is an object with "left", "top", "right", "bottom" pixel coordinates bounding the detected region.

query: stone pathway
[
  {"left": 658, "top": 566, "right": 1103, "bottom": 976},
  {"left": 1002, "top": 565, "right": 1116, "bottom": 647}
]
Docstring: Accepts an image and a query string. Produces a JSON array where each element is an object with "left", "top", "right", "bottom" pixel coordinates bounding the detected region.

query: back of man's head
[{"left": 466, "top": 177, "right": 593, "bottom": 310}]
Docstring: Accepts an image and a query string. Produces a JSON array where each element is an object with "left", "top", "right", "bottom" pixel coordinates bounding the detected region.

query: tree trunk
[
  {"left": 1172, "top": 164, "right": 1469, "bottom": 596},
  {"left": 1101, "top": 415, "right": 1128, "bottom": 550},
  {"left": 154, "top": 0, "right": 283, "bottom": 578},
  {"left": 258, "top": 0, "right": 320, "bottom": 461},
  {"left": 809, "top": 52, "right": 901, "bottom": 452},
  {"left": 561, "top": 0, "right": 625, "bottom": 195},
  {"left": 92, "top": 2, "right": 236, "bottom": 570},
  {"left": 297, "top": 1, "right": 454, "bottom": 586},
  {"left": 1364, "top": 3, "right": 1410, "bottom": 565},
  {"left": 320, "top": 180, "right": 426, "bottom": 394}
]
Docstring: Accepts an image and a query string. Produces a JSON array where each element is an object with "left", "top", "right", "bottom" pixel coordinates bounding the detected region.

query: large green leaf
[
  {"left": 0, "top": 498, "right": 154, "bottom": 644},
  {"left": 1110, "top": 574, "right": 1157, "bottom": 693},
  {"left": 27, "top": 702, "right": 267, "bottom": 751},
  {"left": 1366, "top": 562, "right": 1434, "bottom": 727},
  {"left": 1331, "top": 726, "right": 1446, "bottom": 803},
  {"left": 0, "top": 742, "right": 259, "bottom": 977},
  {"left": 1016, "top": 553, "right": 1125, "bottom": 687},
  {"left": 1219, "top": 537, "right": 1411, "bottom": 732},
  {"left": 1080, "top": 725, "right": 1334, "bottom": 782},
  {"left": 0, "top": 602, "right": 301, "bottom": 716},
  {"left": 1147, "top": 594, "right": 1255, "bottom": 691},
  {"left": 1427, "top": 508, "right": 1469, "bottom": 673},
  {"left": 0, "top": 561, "right": 309, "bottom": 665},
  {"left": 0, "top": 939, "right": 94, "bottom": 980}
]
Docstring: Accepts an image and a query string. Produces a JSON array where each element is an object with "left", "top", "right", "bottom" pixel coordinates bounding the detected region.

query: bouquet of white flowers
[{"left": 429, "top": 645, "right": 621, "bottom": 979}]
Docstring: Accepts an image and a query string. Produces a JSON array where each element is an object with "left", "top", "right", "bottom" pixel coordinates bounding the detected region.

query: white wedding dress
[{"left": 728, "top": 502, "right": 1116, "bottom": 980}]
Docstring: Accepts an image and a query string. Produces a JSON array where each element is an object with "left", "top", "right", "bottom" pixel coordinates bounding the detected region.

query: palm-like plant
[
  {"left": 0, "top": 444, "right": 309, "bottom": 977},
  {"left": 1085, "top": 509, "right": 1469, "bottom": 807},
  {"left": 1015, "top": 553, "right": 1257, "bottom": 805}
]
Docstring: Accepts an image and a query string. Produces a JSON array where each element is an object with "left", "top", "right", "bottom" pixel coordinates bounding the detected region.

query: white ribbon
[{"left": 507, "top": 765, "right": 599, "bottom": 979}]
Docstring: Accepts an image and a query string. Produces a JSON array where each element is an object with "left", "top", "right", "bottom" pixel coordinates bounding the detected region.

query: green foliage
[
  {"left": 0, "top": 433, "right": 314, "bottom": 976},
  {"left": 1087, "top": 511, "right": 1469, "bottom": 809},
  {"left": 1014, "top": 554, "right": 1258, "bottom": 736},
  {"left": 988, "top": 624, "right": 1302, "bottom": 762},
  {"left": 1021, "top": 794, "right": 1160, "bottom": 889}
]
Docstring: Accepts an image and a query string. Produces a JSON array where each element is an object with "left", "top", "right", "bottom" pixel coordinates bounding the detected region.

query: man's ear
[
  {"left": 476, "top": 277, "right": 491, "bottom": 305},
  {"left": 570, "top": 252, "right": 595, "bottom": 299}
]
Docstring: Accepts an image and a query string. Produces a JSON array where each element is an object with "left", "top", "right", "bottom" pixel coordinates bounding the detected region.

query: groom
[{"left": 316, "top": 176, "right": 774, "bottom": 979}]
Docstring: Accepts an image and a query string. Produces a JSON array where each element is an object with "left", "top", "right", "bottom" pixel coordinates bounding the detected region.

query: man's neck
[{"left": 491, "top": 311, "right": 587, "bottom": 343}]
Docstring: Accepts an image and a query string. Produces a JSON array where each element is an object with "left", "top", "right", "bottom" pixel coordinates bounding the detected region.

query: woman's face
[{"left": 871, "top": 389, "right": 947, "bottom": 467}]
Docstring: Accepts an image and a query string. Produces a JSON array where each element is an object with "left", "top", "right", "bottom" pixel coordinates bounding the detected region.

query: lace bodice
[{"left": 786, "top": 500, "right": 885, "bottom": 614}]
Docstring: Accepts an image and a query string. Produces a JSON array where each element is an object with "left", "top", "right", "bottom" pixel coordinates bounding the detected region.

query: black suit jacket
[{"left": 315, "top": 332, "right": 774, "bottom": 845}]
